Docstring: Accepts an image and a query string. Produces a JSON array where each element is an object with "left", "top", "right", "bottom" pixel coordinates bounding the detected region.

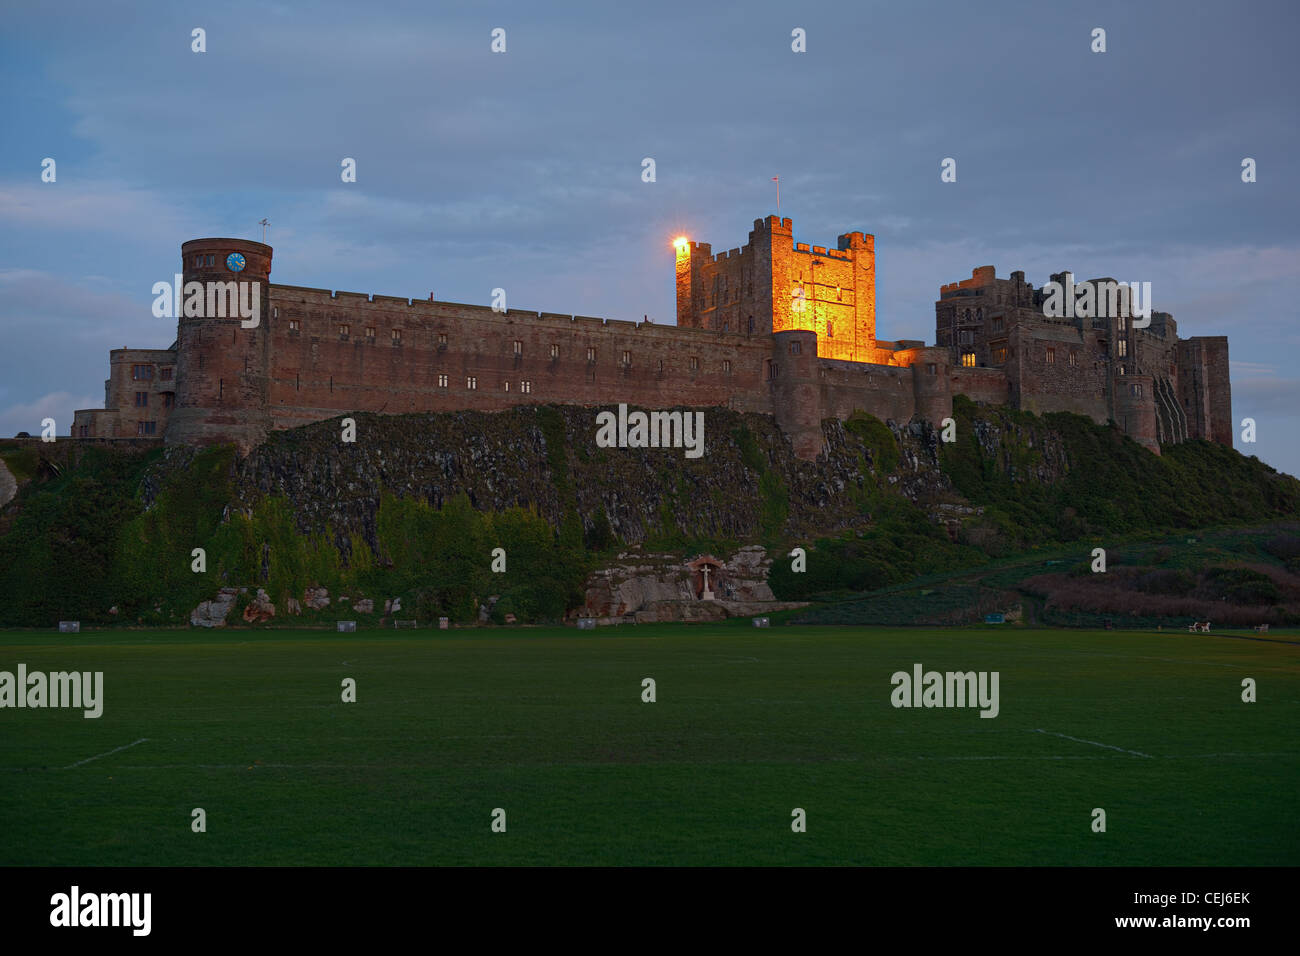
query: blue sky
[{"left": 1, "top": 0, "right": 1297, "bottom": 476}]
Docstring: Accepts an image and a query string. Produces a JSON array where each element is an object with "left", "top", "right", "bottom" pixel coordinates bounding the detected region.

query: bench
[{"left": 393, "top": 619, "right": 418, "bottom": 629}]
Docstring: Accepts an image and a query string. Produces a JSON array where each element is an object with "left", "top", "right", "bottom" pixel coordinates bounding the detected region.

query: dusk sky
[{"left": 2, "top": 0, "right": 1297, "bottom": 475}]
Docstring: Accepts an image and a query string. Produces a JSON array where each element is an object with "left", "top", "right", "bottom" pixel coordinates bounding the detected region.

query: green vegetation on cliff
[{"left": 1, "top": 401, "right": 1297, "bottom": 628}]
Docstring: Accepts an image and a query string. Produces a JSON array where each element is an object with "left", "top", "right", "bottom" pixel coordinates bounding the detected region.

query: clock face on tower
[{"left": 226, "top": 253, "right": 246, "bottom": 272}]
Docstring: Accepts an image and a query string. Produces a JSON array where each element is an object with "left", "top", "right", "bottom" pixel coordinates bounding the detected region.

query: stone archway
[{"left": 687, "top": 555, "right": 725, "bottom": 601}]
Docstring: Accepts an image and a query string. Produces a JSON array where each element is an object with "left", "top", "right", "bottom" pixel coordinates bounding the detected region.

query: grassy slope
[{"left": 0, "top": 624, "right": 1295, "bottom": 866}]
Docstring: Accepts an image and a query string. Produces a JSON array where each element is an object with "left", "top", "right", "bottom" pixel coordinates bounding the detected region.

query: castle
[{"left": 73, "top": 215, "right": 1231, "bottom": 460}]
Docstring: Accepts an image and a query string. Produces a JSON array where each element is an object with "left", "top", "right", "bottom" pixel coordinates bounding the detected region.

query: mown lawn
[{"left": 0, "top": 624, "right": 1295, "bottom": 865}]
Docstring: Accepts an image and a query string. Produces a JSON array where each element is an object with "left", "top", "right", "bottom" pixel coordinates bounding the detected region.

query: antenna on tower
[{"left": 259, "top": 218, "right": 270, "bottom": 242}]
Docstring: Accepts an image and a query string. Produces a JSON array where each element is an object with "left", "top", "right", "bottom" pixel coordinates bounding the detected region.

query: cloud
[{"left": 0, "top": 391, "right": 100, "bottom": 438}]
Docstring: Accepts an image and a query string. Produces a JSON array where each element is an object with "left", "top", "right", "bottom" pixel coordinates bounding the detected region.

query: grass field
[{"left": 1, "top": 623, "right": 1296, "bottom": 866}]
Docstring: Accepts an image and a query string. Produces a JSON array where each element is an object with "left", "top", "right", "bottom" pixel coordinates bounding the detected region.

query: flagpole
[{"left": 773, "top": 176, "right": 780, "bottom": 216}]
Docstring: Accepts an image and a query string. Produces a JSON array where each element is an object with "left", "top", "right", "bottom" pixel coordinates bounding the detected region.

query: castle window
[
  {"left": 766, "top": 359, "right": 777, "bottom": 381},
  {"left": 621, "top": 350, "right": 631, "bottom": 366},
  {"left": 1131, "top": 383, "right": 1143, "bottom": 397},
  {"left": 513, "top": 340, "right": 523, "bottom": 356},
  {"left": 78, "top": 425, "right": 88, "bottom": 437},
  {"left": 504, "top": 381, "right": 510, "bottom": 392},
  {"left": 723, "top": 359, "right": 732, "bottom": 374},
  {"left": 273, "top": 307, "right": 279, "bottom": 320},
  {"left": 1046, "top": 347, "right": 1055, "bottom": 365},
  {"left": 131, "top": 365, "right": 153, "bottom": 381},
  {"left": 747, "top": 317, "right": 754, "bottom": 333},
  {"left": 958, "top": 330, "right": 973, "bottom": 345},
  {"left": 205, "top": 255, "right": 214, "bottom": 267},
  {"left": 1118, "top": 365, "right": 1127, "bottom": 375},
  {"left": 289, "top": 319, "right": 300, "bottom": 332},
  {"left": 520, "top": 380, "right": 532, "bottom": 394},
  {"left": 466, "top": 376, "right": 477, "bottom": 390},
  {"left": 438, "top": 332, "right": 448, "bottom": 347},
  {"left": 657, "top": 359, "right": 664, "bottom": 372},
  {"left": 550, "top": 344, "right": 559, "bottom": 359},
  {"left": 836, "top": 286, "right": 842, "bottom": 301},
  {"left": 134, "top": 391, "right": 148, "bottom": 407},
  {"left": 137, "top": 421, "right": 157, "bottom": 436},
  {"left": 1118, "top": 315, "right": 1127, "bottom": 332},
  {"left": 1117, "top": 339, "right": 1128, "bottom": 358},
  {"left": 339, "top": 324, "right": 350, "bottom": 337},
  {"left": 437, "top": 373, "right": 448, "bottom": 388},
  {"left": 366, "top": 327, "right": 375, "bottom": 341},
  {"left": 160, "top": 366, "right": 173, "bottom": 381},
  {"left": 963, "top": 309, "right": 972, "bottom": 323},
  {"left": 991, "top": 345, "right": 1008, "bottom": 364},
  {"left": 827, "top": 321, "right": 834, "bottom": 338},
  {"left": 163, "top": 392, "right": 175, "bottom": 409},
  {"left": 961, "top": 352, "right": 976, "bottom": 367},
  {"left": 689, "top": 356, "right": 699, "bottom": 371},
  {"left": 789, "top": 341, "right": 801, "bottom": 356},
  {"left": 392, "top": 329, "right": 402, "bottom": 344},
  {"left": 1069, "top": 351, "right": 1078, "bottom": 367},
  {"left": 990, "top": 316, "right": 1004, "bottom": 333},
  {"left": 977, "top": 308, "right": 984, "bottom": 322},
  {"left": 587, "top": 347, "right": 596, "bottom": 362},
  {"left": 926, "top": 363, "right": 937, "bottom": 375},
  {"left": 1170, "top": 363, "right": 1176, "bottom": 376},
  {"left": 193, "top": 256, "right": 201, "bottom": 267}
]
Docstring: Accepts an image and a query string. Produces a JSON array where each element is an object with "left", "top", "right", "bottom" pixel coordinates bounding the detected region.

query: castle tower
[
  {"left": 166, "top": 238, "right": 274, "bottom": 453},
  {"left": 909, "top": 346, "right": 952, "bottom": 425},
  {"left": 770, "top": 329, "right": 823, "bottom": 459},
  {"left": 674, "top": 216, "right": 876, "bottom": 361}
]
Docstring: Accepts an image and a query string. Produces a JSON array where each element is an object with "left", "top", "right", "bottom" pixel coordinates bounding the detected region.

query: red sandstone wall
[{"left": 265, "top": 287, "right": 774, "bottom": 430}]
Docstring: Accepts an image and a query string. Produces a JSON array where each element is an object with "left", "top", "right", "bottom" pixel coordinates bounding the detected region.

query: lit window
[
  {"left": 392, "top": 329, "right": 402, "bottom": 343},
  {"left": 961, "top": 352, "right": 976, "bottom": 367},
  {"left": 1046, "top": 348, "right": 1055, "bottom": 365},
  {"left": 289, "top": 319, "right": 300, "bottom": 331},
  {"left": 466, "top": 376, "right": 477, "bottom": 390},
  {"left": 723, "top": 360, "right": 732, "bottom": 374},
  {"left": 1118, "top": 315, "right": 1126, "bottom": 332},
  {"left": 438, "top": 332, "right": 448, "bottom": 347},
  {"left": 689, "top": 356, "right": 699, "bottom": 370},
  {"left": 1069, "top": 351, "right": 1078, "bottom": 367},
  {"left": 339, "top": 324, "right": 350, "bottom": 337},
  {"left": 991, "top": 346, "right": 1008, "bottom": 364},
  {"left": 366, "top": 327, "right": 375, "bottom": 340},
  {"left": 513, "top": 340, "right": 522, "bottom": 356},
  {"left": 1117, "top": 339, "right": 1128, "bottom": 358},
  {"left": 504, "top": 381, "right": 511, "bottom": 392},
  {"left": 550, "top": 344, "right": 559, "bottom": 359},
  {"left": 586, "top": 347, "right": 596, "bottom": 362},
  {"left": 1131, "top": 383, "right": 1143, "bottom": 397},
  {"left": 521, "top": 381, "right": 532, "bottom": 394},
  {"left": 437, "top": 373, "right": 448, "bottom": 388},
  {"left": 621, "top": 350, "right": 631, "bottom": 366}
]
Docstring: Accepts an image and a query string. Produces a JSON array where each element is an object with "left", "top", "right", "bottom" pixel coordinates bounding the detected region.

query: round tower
[
  {"left": 167, "top": 238, "right": 274, "bottom": 453},
  {"left": 771, "top": 329, "right": 823, "bottom": 460},
  {"left": 910, "top": 346, "right": 953, "bottom": 426},
  {"left": 1113, "top": 374, "right": 1159, "bottom": 453}
]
